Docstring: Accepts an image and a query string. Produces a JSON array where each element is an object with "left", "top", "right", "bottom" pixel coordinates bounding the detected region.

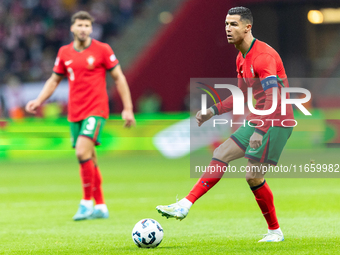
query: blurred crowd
[{"left": 0, "top": 0, "right": 149, "bottom": 84}]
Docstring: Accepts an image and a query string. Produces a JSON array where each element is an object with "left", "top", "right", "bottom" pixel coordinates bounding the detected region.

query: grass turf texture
[{"left": 0, "top": 149, "right": 339, "bottom": 254}]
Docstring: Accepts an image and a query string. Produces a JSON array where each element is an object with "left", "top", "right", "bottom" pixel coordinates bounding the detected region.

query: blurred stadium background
[{"left": 0, "top": 0, "right": 340, "bottom": 160}]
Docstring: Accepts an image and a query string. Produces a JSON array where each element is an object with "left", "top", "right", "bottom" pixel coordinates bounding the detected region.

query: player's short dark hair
[
  {"left": 228, "top": 7, "right": 253, "bottom": 25},
  {"left": 71, "top": 11, "right": 95, "bottom": 24}
]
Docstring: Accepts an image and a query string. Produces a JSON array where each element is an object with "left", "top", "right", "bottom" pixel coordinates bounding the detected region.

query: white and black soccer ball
[{"left": 132, "top": 219, "right": 163, "bottom": 248}]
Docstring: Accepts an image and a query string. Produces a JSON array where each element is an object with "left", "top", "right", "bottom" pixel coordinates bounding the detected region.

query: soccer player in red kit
[
  {"left": 157, "top": 7, "right": 294, "bottom": 242},
  {"left": 26, "top": 11, "right": 135, "bottom": 221}
]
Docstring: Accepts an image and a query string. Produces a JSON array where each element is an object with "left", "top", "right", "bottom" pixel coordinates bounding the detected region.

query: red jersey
[
  {"left": 214, "top": 39, "right": 294, "bottom": 134},
  {"left": 53, "top": 39, "right": 119, "bottom": 122}
]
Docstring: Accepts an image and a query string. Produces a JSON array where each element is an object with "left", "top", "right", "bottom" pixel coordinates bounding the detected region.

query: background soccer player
[
  {"left": 25, "top": 11, "right": 135, "bottom": 221},
  {"left": 157, "top": 6, "right": 294, "bottom": 242}
]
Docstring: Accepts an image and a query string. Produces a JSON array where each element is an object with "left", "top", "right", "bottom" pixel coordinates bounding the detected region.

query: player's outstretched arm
[
  {"left": 196, "top": 108, "right": 214, "bottom": 127},
  {"left": 25, "top": 73, "right": 63, "bottom": 114},
  {"left": 110, "top": 65, "right": 136, "bottom": 128}
]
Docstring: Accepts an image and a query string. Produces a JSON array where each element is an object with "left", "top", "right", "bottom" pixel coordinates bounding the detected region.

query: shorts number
[
  {"left": 86, "top": 117, "right": 96, "bottom": 131},
  {"left": 67, "top": 67, "right": 75, "bottom": 81}
]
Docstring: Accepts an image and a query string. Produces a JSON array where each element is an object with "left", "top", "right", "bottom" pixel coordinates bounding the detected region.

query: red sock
[
  {"left": 252, "top": 180, "right": 280, "bottom": 230},
  {"left": 79, "top": 159, "right": 95, "bottom": 200},
  {"left": 93, "top": 165, "right": 105, "bottom": 204},
  {"left": 186, "top": 159, "right": 227, "bottom": 203}
]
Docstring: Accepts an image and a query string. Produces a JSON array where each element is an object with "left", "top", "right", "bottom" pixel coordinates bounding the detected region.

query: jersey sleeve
[
  {"left": 103, "top": 44, "right": 119, "bottom": 70},
  {"left": 53, "top": 49, "right": 66, "bottom": 76},
  {"left": 253, "top": 54, "right": 281, "bottom": 134}
]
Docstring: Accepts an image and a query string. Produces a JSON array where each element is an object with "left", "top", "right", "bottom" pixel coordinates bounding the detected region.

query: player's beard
[{"left": 74, "top": 33, "right": 88, "bottom": 42}]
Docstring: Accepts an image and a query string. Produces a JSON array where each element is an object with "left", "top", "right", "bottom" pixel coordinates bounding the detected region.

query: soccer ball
[{"left": 132, "top": 219, "right": 164, "bottom": 248}]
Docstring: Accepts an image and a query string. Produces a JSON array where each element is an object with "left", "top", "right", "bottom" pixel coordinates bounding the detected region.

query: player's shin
[
  {"left": 251, "top": 180, "right": 280, "bottom": 230},
  {"left": 79, "top": 158, "right": 95, "bottom": 200},
  {"left": 93, "top": 165, "right": 105, "bottom": 204},
  {"left": 186, "top": 159, "right": 227, "bottom": 203}
]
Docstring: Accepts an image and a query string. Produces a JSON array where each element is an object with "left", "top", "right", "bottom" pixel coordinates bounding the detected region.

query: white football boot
[
  {"left": 73, "top": 202, "right": 93, "bottom": 221},
  {"left": 258, "top": 231, "right": 284, "bottom": 242},
  {"left": 156, "top": 202, "right": 189, "bottom": 220}
]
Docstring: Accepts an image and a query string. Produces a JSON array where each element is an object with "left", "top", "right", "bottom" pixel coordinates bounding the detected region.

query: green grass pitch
[{"left": 0, "top": 149, "right": 339, "bottom": 254}]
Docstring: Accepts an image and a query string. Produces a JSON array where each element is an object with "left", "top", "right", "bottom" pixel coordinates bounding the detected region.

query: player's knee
[
  {"left": 245, "top": 176, "right": 264, "bottom": 187},
  {"left": 75, "top": 150, "right": 84, "bottom": 161},
  {"left": 212, "top": 145, "right": 227, "bottom": 162},
  {"left": 212, "top": 147, "right": 233, "bottom": 164},
  {"left": 212, "top": 146, "right": 220, "bottom": 158},
  {"left": 245, "top": 176, "right": 255, "bottom": 186},
  {"left": 245, "top": 170, "right": 255, "bottom": 183},
  {"left": 75, "top": 147, "right": 91, "bottom": 161}
]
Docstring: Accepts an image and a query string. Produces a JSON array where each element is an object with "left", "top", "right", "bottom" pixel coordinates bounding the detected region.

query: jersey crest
[{"left": 87, "top": 56, "right": 95, "bottom": 69}]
